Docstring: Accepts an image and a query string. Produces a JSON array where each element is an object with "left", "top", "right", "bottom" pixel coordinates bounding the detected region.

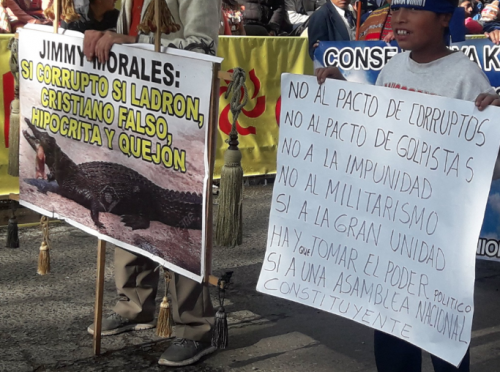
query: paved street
[{"left": 2, "top": 184, "right": 500, "bottom": 371}]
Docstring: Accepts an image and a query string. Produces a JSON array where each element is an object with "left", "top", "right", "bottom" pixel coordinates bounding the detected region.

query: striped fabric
[{"left": 358, "top": 4, "right": 390, "bottom": 41}]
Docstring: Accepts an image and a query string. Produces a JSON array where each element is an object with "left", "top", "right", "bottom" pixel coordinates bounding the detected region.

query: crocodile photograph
[{"left": 22, "top": 118, "right": 204, "bottom": 232}]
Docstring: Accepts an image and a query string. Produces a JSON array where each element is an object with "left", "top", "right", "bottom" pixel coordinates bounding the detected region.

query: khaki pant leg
[
  {"left": 113, "top": 247, "right": 159, "bottom": 322},
  {"left": 170, "top": 272, "right": 214, "bottom": 343}
]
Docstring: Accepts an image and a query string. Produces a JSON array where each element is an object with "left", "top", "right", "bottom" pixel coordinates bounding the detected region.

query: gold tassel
[
  {"left": 156, "top": 271, "right": 173, "bottom": 337},
  {"left": 137, "top": 0, "right": 181, "bottom": 35},
  {"left": 215, "top": 146, "right": 243, "bottom": 246},
  {"left": 37, "top": 216, "right": 50, "bottom": 275},
  {"left": 215, "top": 68, "right": 248, "bottom": 247},
  {"left": 7, "top": 37, "right": 19, "bottom": 177}
]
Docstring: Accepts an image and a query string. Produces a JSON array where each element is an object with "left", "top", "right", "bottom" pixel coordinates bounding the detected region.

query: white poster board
[
  {"left": 257, "top": 73, "right": 500, "bottom": 366},
  {"left": 18, "top": 27, "right": 221, "bottom": 282}
]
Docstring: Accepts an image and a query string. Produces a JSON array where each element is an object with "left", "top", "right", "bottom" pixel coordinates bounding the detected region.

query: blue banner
[
  {"left": 314, "top": 40, "right": 400, "bottom": 85},
  {"left": 314, "top": 39, "right": 500, "bottom": 93},
  {"left": 314, "top": 39, "right": 500, "bottom": 260}
]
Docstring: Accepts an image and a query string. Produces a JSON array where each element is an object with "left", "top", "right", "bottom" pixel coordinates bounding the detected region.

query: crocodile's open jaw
[
  {"left": 22, "top": 120, "right": 39, "bottom": 153},
  {"left": 22, "top": 118, "right": 58, "bottom": 169}
]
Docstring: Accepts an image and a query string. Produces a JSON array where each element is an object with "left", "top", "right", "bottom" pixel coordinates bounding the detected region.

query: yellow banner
[
  {"left": 0, "top": 34, "right": 18, "bottom": 195},
  {"left": 216, "top": 36, "right": 313, "bottom": 177},
  {"left": 0, "top": 36, "right": 313, "bottom": 195}
]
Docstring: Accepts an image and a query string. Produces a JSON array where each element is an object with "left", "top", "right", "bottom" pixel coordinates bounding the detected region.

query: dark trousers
[
  {"left": 244, "top": 24, "right": 269, "bottom": 35},
  {"left": 113, "top": 247, "right": 215, "bottom": 342},
  {"left": 374, "top": 331, "right": 470, "bottom": 372}
]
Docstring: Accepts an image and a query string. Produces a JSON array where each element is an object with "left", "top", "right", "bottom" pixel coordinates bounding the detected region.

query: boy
[
  {"left": 315, "top": 0, "right": 500, "bottom": 371},
  {"left": 316, "top": 0, "right": 500, "bottom": 109}
]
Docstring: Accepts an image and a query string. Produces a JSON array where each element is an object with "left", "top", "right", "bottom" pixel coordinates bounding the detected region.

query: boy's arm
[
  {"left": 475, "top": 92, "right": 500, "bottom": 111},
  {"left": 315, "top": 66, "right": 346, "bottom": 84},
  {"left": 476, "top": 91, "right": 500, "bottom": 180},
  {"left": 84, "top": 30, "right": 135, "bottom": 62}
]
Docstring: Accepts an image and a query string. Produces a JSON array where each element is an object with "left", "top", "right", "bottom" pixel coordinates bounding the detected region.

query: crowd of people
[
  {"left": 7, "top": 0, "right": 500, "bottom": 371},
  {"left": 1, "top": 0, "right": 499, "bottom": 41},
  {"left": 0, "top": 0, "right": 51, "bottom": 32},
  {"left": 217, "top": 0, "right": 500, "bottom": 39}
]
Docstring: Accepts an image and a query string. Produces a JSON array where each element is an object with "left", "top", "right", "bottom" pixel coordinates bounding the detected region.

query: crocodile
[{"left": 22, "top": 118, "right": 202, "bottom": 230}]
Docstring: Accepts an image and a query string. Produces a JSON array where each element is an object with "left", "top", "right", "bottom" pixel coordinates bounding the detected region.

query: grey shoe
[
  {"left": 158, "top": 338, "right": 217, "bottom": 367},
  {"left": 87, "top": 313, "right": 155, "bottom": 336}
]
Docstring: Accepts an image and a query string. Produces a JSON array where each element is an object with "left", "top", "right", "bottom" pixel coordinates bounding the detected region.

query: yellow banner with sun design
[{"left": 216, "top": 36, "right": 313, "bottom": 178}]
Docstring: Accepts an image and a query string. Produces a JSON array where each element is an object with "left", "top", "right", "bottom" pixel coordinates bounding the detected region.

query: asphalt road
[{"left": 2, "top": 184, "right": 500, "bottom": 371}]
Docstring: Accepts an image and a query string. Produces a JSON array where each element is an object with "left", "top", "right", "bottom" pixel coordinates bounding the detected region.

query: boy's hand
[
  {"left": 84, "top": 30, "right": 105, "bottom": 61},
  {"left": 84, "top": 31, "right": 137, "bottom": 63},
  {"left": 485, "top": 30, "right": 500, "bottom": 45},
  {"left": 315, "top": 66, "right": 345, "bottom": 84},
  {"left": 95, "top": 31, "right": 136, "bottom": 64},
  {"left": 475, "top": 92, "right": 500, "bottom": 111}
]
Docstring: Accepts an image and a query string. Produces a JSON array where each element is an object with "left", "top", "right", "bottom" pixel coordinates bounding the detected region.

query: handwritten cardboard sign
[{"left": 257, "top": 73, "right": 500, "bottom": 366}]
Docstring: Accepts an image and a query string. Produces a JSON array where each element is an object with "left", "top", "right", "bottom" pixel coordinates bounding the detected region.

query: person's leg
[
  {"left": 88, "top": 247, "right": 159, "bottom": 336},
  {"left": 431, "top": 348, "right": 470, "bottom": 372},
  {"left": 113, "top": 247, "right": 159, "bottom": 322},
  {"left": 158, "top": 272, "right": 215, "bottom": 366},
  {"left": 169, "top": 271, "right": 215, "bottom": 341},
  {"left": 374, "top": 330, "right": 422, "bottom": 372}
]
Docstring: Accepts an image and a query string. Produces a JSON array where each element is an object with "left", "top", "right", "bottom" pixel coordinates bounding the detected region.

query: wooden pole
[
  {"left": 53, "top": 0, "right": 60, "bottom": 34},
  {"left": 154, "top": 0, "right": 161, "bottom": 52},
  {"left": 93, "top": 239, "right": 106, "bottom": 355},
  {"left": 204, "top": 63, "right": 221, "bottom": 284},
  {"left": 355, "top": 1, "right": 362, "bottom": 41}
]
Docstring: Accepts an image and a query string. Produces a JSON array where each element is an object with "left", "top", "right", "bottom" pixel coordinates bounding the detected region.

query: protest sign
[
  {"left": 17, "top": 27, "right": 221, "bottom": 282},
  {"left": 257, "top": 73, "right": 500, "bottom": 366},
  {"left": 315, "top": 39, "right": 500, "bottom": 261}
]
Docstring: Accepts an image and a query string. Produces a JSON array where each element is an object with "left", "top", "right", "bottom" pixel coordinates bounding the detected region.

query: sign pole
[
  {"left": 93, "top": 239, "right": 106, "bottom": 355},
  {"left": 205, "top": 63, "right": 221, "bottom": 284},
  {"left": 154, "top": 0, "right": 161, "bottom": 53},
  {"left": 53, "top": 0, "right": 60, "bottom": 34}
]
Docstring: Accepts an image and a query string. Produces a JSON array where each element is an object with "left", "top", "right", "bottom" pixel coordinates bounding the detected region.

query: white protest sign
[
  {"left": 257, "top": 73, "right": 500, "bottom": 366},
  {"left": 18, "top": 27, "right": 221, "bottom": 282}
]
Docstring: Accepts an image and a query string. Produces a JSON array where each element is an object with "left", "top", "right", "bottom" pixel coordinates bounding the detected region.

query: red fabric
[
  {"left": 17, "top": 0, "right": 41, "bottom": 11},
  {"left": 465, "top": 17, "right": 483, "bottom": 34},
  {"left": 129, "top": 0, "right": 145, "bottom": 37},
  {"left": 4, "top": 0, "right": 38, "bottom": 31},
  {"left": 380, "top": 13, "right": 392, "bottom": 40},
  {"left": 221, "top": 10, "right": 231, "bottom": 35}
]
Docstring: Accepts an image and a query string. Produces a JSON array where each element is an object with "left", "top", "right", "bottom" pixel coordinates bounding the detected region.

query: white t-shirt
[
  {"left": 376, "top": 51, "right": 495, "bottom": 101},
  {"left": 377, "top": 51, "right": 500, "bottom": 178}
]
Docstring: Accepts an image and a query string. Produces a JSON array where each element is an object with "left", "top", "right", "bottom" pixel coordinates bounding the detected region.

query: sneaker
[
  {"left": 158, "top": 338, "right": 217, "bottom": 367},
  {"left": 87, "top": 313, "right": 155, "bottom": 336}
]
